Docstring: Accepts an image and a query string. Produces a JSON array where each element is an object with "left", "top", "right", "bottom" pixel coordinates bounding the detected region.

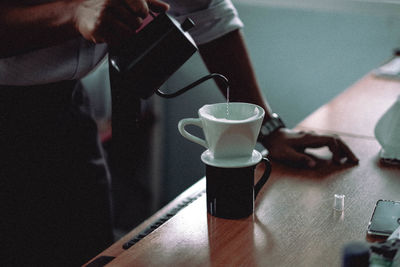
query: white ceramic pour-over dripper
[
  {"left": 204, "top": 105, "right": 261, "bottom": 123},
  {"left": 178, "top": 102, "right": 265, "bottom": 160},
  {"left": 374, "top": 95, "right": 400, "bottom": 160}
]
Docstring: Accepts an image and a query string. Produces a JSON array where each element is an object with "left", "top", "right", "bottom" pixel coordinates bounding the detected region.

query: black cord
[{"left": 155, "top": 73, "right": 229, "bottom": 99}]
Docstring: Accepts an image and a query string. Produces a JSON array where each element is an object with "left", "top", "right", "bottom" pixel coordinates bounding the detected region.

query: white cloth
[
  {"left": 167, "top": 0, "right": 243, "bottom": 45},
  {"left": 0, "top": 0, "right": 243, "bottom": 86}
]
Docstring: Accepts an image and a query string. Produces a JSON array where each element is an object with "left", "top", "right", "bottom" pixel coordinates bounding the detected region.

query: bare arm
[
  {"left": 0, "top": 0, "right": 169, "bottom": 58},
  {"left": 0, "top": 1, "right": 79, "bottom": 57},
  {"left": 198, "top": 29, "right": 273, "bottom": 122}
]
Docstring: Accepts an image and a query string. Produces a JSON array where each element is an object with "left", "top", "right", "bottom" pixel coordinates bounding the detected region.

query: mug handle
[
  {"left": 254, "top": 157, "right": 272, "bottom": 199},
  {"left": 178, "top": 118, "right": 208, "bottom": 149}
]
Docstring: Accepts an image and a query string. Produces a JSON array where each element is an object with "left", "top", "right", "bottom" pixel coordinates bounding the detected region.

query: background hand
[
  {"left": 261, "top": 128, "right": 359, "bottom": 168},
  {"left": 73, "top": 0, "right": 169, "bottom": 45}
]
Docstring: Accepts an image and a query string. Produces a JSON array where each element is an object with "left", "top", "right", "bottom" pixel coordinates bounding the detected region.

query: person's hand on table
[
  {"left": 261, "top": 128, "right": 359, "bottom": 168},
  {"left": 73, "top": 0, "right": 169, "bottom": 45}
]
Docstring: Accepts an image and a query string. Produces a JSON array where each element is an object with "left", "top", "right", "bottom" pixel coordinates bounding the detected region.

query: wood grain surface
[
  {"left": 299, "top": 74, "right": 400, "bottom": 138},
  {"left": 85, "top": 74, "right": 400, "bottom": 267},
  {"left": 105, "top": 136, "right": 400, "bottom": 267}
]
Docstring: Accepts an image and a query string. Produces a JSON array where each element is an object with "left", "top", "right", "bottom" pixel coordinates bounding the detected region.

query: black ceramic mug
[{"left": 205, "top": 157, "right": 271, "bottom": 219}]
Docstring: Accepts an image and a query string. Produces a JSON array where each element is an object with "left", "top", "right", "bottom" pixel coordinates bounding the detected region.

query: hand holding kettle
[{"left": 73, "top": 0, "right": 170, "bottom": 45}]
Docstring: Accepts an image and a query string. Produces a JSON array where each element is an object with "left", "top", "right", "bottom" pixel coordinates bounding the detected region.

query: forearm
[
  {"left": 198, "top": 29, "right": 273, "bottom": 121},
  {"left": 0, "top": 1, "right": 80, "bottom": 58}
]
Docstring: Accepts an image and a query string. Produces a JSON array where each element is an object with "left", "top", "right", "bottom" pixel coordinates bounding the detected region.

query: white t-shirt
[{"left": 0, "top": 0, "right": 243, "bottom": 85}]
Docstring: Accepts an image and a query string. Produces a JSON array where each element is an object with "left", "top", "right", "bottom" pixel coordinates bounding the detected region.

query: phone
[{"left": 367, "top": 199, "right": 400, "bottom": 237}]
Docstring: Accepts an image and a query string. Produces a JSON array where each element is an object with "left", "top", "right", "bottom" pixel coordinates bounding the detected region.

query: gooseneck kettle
[
  {"left": 108, "top": 12, "right": 228, "bottom": 99},
  {"left": 108, "top": 11, "right": 228, "bottom": 173}
]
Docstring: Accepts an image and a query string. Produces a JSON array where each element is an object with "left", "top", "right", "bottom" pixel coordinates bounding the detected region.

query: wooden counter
[
  {"left": 298, "top": 74, "right": 400, "bottom": 138},
  {"left": 86, "top": 73, "right": 400, "bottom": 267}
]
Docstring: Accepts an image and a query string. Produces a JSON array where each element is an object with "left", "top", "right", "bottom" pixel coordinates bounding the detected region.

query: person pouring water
[
  {"left": 169, "top": 1, "right": 359, "bottom": 168},
  {"left": 0, "top": 0, "right": 358, "bottom": 265}
]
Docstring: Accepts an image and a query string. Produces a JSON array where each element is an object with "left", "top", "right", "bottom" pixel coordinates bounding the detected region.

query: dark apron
[{"left": 0, "top": 81, "right": 113, "bottom": 266}]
